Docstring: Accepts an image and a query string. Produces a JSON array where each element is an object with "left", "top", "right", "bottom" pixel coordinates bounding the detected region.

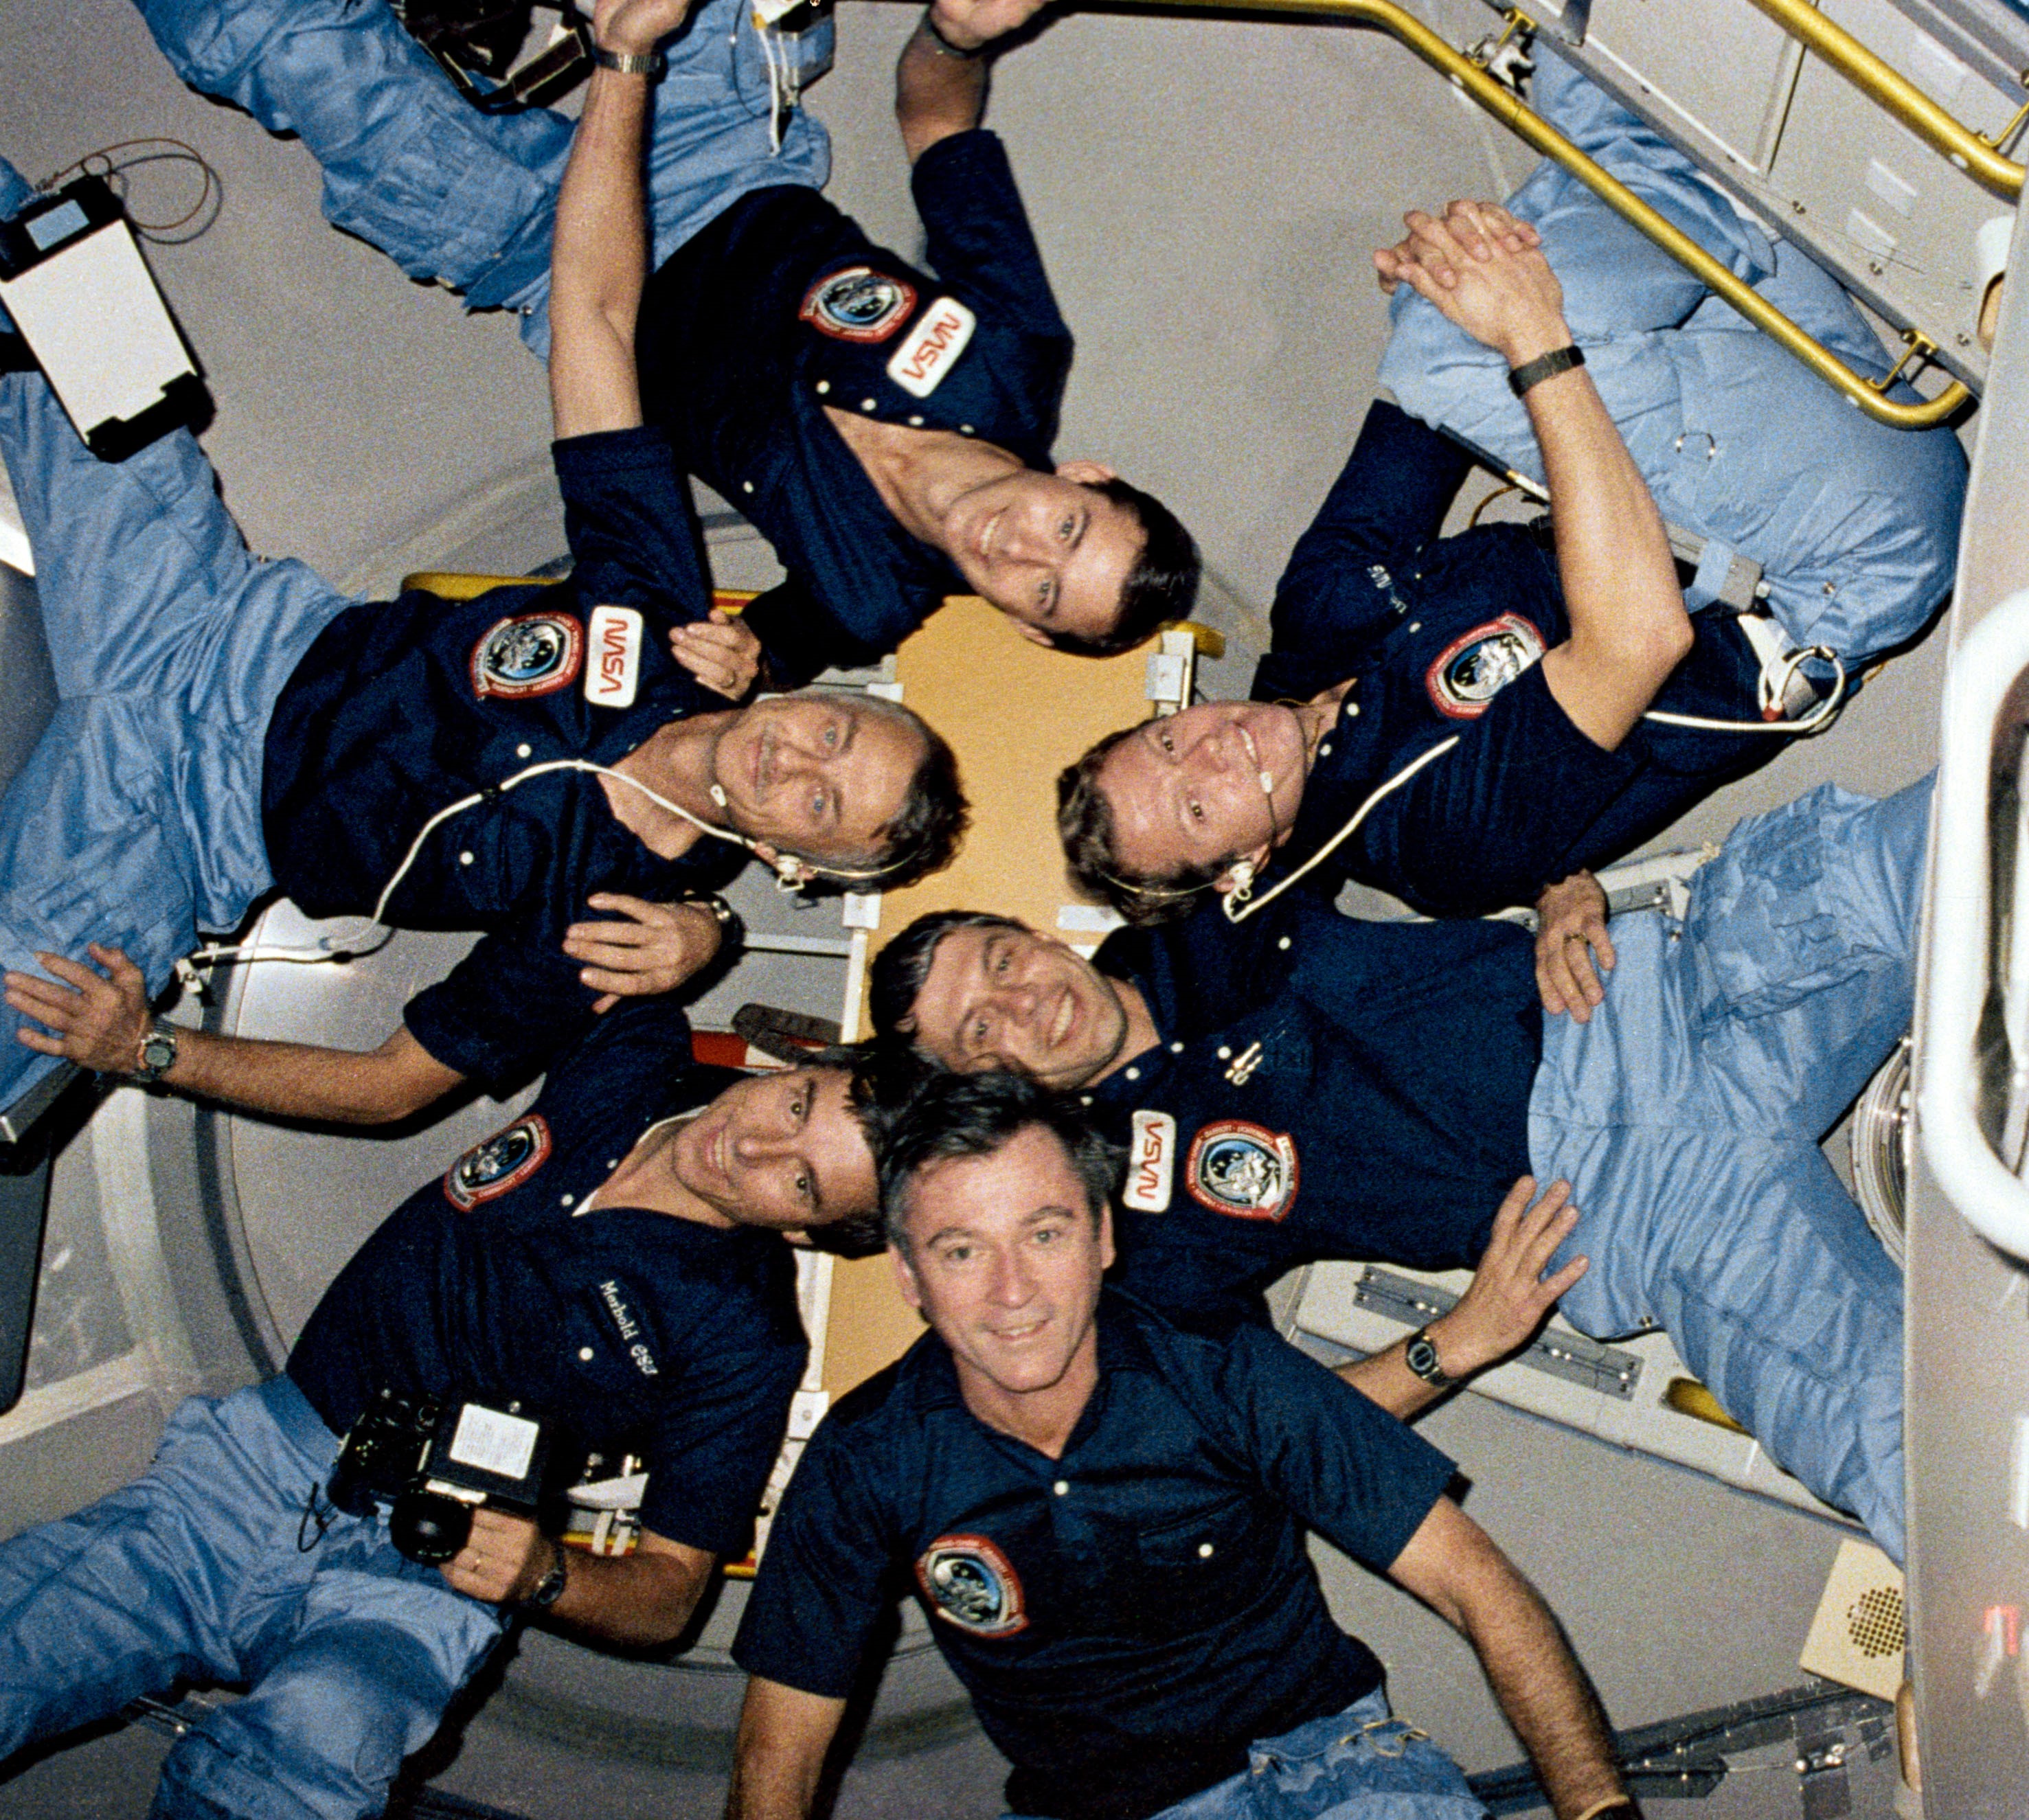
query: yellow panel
[{"left": 819, "top": 596, "right": 1156, "bottom": 1396}]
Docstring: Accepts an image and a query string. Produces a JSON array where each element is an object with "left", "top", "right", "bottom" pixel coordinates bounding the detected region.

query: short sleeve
[
  {"left": 404, "top": 924, "right": 598, "bottom": 1096},
  {"left": 740, "top": 578, "right": 889, "bottom": 692},
  {"left": 1203, "top": 1321, "right": 1457, "bottom": 1575},
  {"left": 552, "top": 426, "right": 711, "bottom": 632},
  {"left": 910, "top": 131, "right": 1069, "bottom": 339},
  {"left": 636, "top": 1315, "right": 806, "bottom": 1557},
  {"left": 732, "top": 1418, "right": 901, "bottom": 1697}
]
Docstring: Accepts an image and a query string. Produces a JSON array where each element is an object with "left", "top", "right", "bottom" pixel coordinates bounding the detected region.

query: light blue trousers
[
  {"left": 133, "top": 0, "right": 832, "bottom": 352},
  {"left": 1532, "top": 777, "right": 1929, "bottom": 1561},
  {"left": 0, "top": 1376, "right": 506, "bottom": 1820}
]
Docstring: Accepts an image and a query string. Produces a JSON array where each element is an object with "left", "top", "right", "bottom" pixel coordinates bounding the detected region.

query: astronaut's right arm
[{"left": 3, "top": 942, "right": 464, "bottom": 1123}]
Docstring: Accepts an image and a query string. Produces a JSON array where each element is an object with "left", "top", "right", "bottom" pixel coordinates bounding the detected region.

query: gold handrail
[
  {"left": 1743, "top": 0, "right": 2024, "bottom": 202},
  {"left": 1074, "top": 0, "right": 1970, "bottom": 427}
]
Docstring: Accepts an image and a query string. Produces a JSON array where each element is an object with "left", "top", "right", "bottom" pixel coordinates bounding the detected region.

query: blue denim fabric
[
  {"left": 0, "top": 1377, "right": 506, "bottom": 1820},
  {"left": 1004, "top": 1690, "right": 1486, "bottom": 1820},
  {"left": 133, "top": 0, "right": 832, "bottom": 352},
  {"left": 0, "top": 353, "right": 355, "bottom": 1110},
  {"left": 1531, "top": 776, "right": 1930, "bottom": 1562}
]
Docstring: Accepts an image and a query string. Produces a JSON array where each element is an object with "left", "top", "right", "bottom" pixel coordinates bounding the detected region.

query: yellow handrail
[
  {"left": 1744, "top": 0, "right": 2025, "bottom": 202},
  {"left": 1067, "top": 0, "right": 1970, "bottom": 427}
]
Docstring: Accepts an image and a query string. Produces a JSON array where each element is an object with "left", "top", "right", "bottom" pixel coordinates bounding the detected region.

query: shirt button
[
  {"left": 1217, "top": 1045, "right": 1232, "bottom": 1060},
  {"left": 861, "top": 398, "right": 878, "bottom": 412},
  {"left": 1317, "top": 744, "right": 1331, "bottom": 757},
  {"left": 607, "top": 1159, "right": 618, "bottom": 1169},
  {"left": 516, "top": 743, "right": 532, "bottom": 759},
  {"left": 458, "top": 851, "right": 475, "bottom": 866},
  {"left": 1079, "top": 1095, "right": 1093, "bottom": 1106},
  {"left": 1408, "top": 622, "right": 1421, "bottom": 633},
  {"left": 815, "top": 380, "right": 830, "bottom": 395},
  {"left": 1124, "top": 1066, "right": 1140, "bottom": 1081},
  {"left": 1197, "top": 1543, "right": 1214, "bottom": 1558},
  {"left": 579, "top": 1347, "right": 594, "bottom": 1362},
  {"left": 1278, "top": 937, "right": 1291, "bottom": 951},
  {"left": 1346, "top": 703, "right": 1360, "bottom": 717},
  {"left": 908, "top": 415, "right": 925, "bottom": 426},
  {"left": 1052, "top": 1480, "right": 1069, "bottom": 1497},
  {"left": 560, "top": 1193, "right": 575, "bottom": 1207},
  {"left": 1170, "top": 1040, "right": 1184, "bottom": 1054},
  {"left": 743, "top": 481, "right": 755, "bottom": 494},
  {"left": 960, "top": 424, "right": 975, "bottom": 435}
]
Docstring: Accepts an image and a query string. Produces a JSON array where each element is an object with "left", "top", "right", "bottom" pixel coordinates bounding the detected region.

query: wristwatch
[
  {"left": 1508, "top": 343, "right": 1586, "bottom": 398},
  {"left": 132, "top": 1019, "right": 179, "bottom": 1087},
  {"left": 523, "top": 1537, "right": 569, "bottom": 1611},
  {"left": 589, "top": 41, "right": 666, "bottom": 77},
  {"left": 1403, "top": 1326, "right": 1456, "bottom": 1389}
]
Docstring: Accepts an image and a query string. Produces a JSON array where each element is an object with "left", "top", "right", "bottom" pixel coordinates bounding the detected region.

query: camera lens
[{"left": 390, "top": 1489, "right": 474, "bottom": 1565}]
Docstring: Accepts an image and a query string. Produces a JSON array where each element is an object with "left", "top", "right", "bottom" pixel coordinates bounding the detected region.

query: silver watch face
[
  {"left": 140, "top": 1030, "right": 177, "bottom": 1072},
  {"left": 1405, "top": 1335, "right": 1446, "bottom": 1384}
]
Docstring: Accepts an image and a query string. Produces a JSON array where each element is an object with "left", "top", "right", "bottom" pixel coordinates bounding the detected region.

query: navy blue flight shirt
[
  {"left": 637, "top": 130, "right": 1074, "bottom": 687},
  {"left": 735, "top": 1290, "right": 1455, "bottom": 1820},
  {"left": 263, "top": 426, "right": 743, "bottom": 1094},
  {"left": 1086, "top": 890, "right": 1539, "bottom": 1326},
  {"left": 289, "top": 996, "right": 806, "bottom": 1560},
  {"left": 1254, "top": 400, "right": 1781, "bottom": 915}
]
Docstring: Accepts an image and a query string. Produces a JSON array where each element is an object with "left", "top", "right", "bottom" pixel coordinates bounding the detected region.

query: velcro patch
[
  {"left": 472, "top": 612, "right": 582, "bottom": 700},
  {"left": 1184, "top": 1119, "right": 1299, "bottom": 1222},
  {"left": 445, "top": 1114, "right": 552, "bottom": 1209},
  {"left": 886, "top": 297, "right": 976, "bottom": 400},
  {"left": 585, "top": 604, "right": 643, "bottom": 709},
  {"left": 1122, "top": 1110, "right": 1176, "bottom": 1213},
  {"left": 801, "top": 265, "right": 917, "bottom": 343}
]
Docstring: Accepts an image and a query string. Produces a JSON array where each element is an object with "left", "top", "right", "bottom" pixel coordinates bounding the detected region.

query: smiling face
[
  {"left": 942, "top": 465, "right": 1144, "bottom": 645},
  {"left": 1095, "top": 701, "right": 1311, "bottom": 887},
  {"left": 669, "top": 1067, "right": 878, "bottom": 1234},
  {"left": 711, "top": 693, "right": 927, "bottom": 874},
  {"left": 892, "top": 1122, "right": 1114, "bottom": 1418},
  {"left": 909, "top": 922, "right": 1128, "bottom": 1089}
]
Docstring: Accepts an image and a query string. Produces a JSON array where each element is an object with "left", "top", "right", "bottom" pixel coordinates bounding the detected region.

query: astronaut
[
  {"left": 131, "top": 0, "right": 1201, "bottom": 687},
  {"left": 870, "top": 773, "right": 1930, "bottom": 1562},
  {"left": 0, "top": 6, "right": 967, "bottom": 1123},
  {"left": 725, "top": 1071, "right": 1636, "bottom": 1820},
  {"left": 0, "top": 998, "right": 900, "bottom": 1820},
  {"left": 1056, "top": 56, "right": 1964, "bottom": 923}
]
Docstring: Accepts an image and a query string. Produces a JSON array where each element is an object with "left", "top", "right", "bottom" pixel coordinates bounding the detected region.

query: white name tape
[
  {"left": 886, "top": 296, "right": 977, "bottom": 400},
  {"left": 1123, "top": 1110, "right": 1177, "bottom": 1214},
  {"left": 585, "top": 604, "right": 644, "bottom": 709}
]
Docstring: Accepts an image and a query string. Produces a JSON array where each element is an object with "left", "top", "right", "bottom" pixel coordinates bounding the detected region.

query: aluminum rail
[
  {"left": 1037, "top": 0, "right": 1975, "bottom": 426},
  {"left": 1918, "top": 588, "right": 2029, "bottom": 1264},
  {"left": 1744, "top": 0, "right": 2026, "bottom": 203}
]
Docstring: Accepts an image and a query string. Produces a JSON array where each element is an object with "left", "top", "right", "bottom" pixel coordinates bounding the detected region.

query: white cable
[
  {"left": 1223, "top": 736, "right": 1462, "bottom": 926},
  {"left": 1642, "top": 646, "right": 1848, "bottom": 736}
]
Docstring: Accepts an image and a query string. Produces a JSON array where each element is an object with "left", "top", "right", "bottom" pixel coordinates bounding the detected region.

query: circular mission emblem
[
  {"left": 1184, "top": 1120, "right": 1300, "bottom": 1222},
  {"left": 444, "top": 1115, "right": 552, "bottom": 1209},
  {"left": 800, "top": 264, "right": 918, "bottom": 343},
  {"left": 915, "top": 1534, "right": 1028, "bottom": 1638},
  {"left": 471, "top": 612, "right": 583, "bottom": 699},
  {"left": 1424, "top": 613, "right": 1546, "bottom": 720}
]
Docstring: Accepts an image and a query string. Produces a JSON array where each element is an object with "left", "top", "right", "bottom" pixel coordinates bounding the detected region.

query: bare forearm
[
  {"left": 896, "top": 14, "right": 990, "bottom": 161},
  {"left": 725, "top": 1682, "right": 847, "bottom": 1820},
  {"left": 157, "top": 1027, "right": 460, "bottom": 1124},
  {"left": 1336, "top": 1336, "right": 1442, "bottom": 1420},
  {"left": 546, "top": 1546, "right": 712, "bottom": 1648}
]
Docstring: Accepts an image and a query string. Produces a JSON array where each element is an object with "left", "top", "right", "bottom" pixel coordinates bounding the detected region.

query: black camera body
[{"left": 329, "top": 1389, "right": 549, "bottom": 1565}]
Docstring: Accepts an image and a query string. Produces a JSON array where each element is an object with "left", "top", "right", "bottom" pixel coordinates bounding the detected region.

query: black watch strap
[
  {"left": 1508, "top": 343, "right": 1586, "bottom": 398},
  {"left": 1403, "top": 1327, "right": 1455, "bottom": 1389},
  {"left": 523, "top": 1538, "right": 569, "bottom": 1611}
]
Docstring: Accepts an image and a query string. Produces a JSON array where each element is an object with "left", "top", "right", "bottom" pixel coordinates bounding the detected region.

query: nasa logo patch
[
  {"left": 915, "top": 1534, "right": 1028, "bottom": 1638},
  {"left": 1122, "top": 1110, "right": 1176, "bottom": 1213},
  {"left": 445, "top": 1115, "right": 552, "bottom": 1210},
  {"left": 472, "top": 613, "right": 583, "bottom": 700},
  {"left": 1425, "top": 613, "right": 1545, "bottom": 720},
  {"left": 584, "top": 604, "right": 643, "bottom": 709},
  {"left": 1185, "top": 1120, "right": 1300, "bottom": 1222},
  {"left": 886, "top": 296, "right": 977, "bottom": 400},
  {"left": 800, "top": 265, "right": 918, "bottom": 343}
]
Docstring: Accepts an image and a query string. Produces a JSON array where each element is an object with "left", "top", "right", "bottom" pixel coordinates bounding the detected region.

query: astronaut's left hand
[
  {"left": 442, "top": 1507, "right": 549, "bottom": 1605},
  {"left": 3, "top": 943, "right": 153, "bottom": 1076},
  {"left": 565, "top": 894, "right": 725, "bottom": 1013},
  {"left": 668, "top": 608, "right": 761, "bottom": 701}
]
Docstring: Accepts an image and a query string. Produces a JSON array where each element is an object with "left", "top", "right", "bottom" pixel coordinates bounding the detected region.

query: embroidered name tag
[
  {"left": 1123, "top": 1110, "right": 1176, "bottom": 1213},
  {"left": 585, "top": 604, "right": 642, "bottom": 709},
  {"left": 472, "top": 613, "right": 582, "bottom": 700},
  {"left": 886, "top": 296, "right": 977, "bottom": 399}
]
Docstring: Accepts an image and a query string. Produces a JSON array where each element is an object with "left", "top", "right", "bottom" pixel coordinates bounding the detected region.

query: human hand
[
  {"left": 668, "top": 608, "right": 761, "bottom": 701},
  {"left": 1534, "top": 870, "right": 1613, "bottom": 1022},
  {"left": 1373, "top": 200, "right": 1565, "bottom": 366},
  {"left": 441, "top": 1507, "right": 551, "bottom": 1605},
  {"left": 1425, "top": 1176, "right": 1587, "bottom": 1379},
  {"left": 564, "top": 894, "right": 725, "bottom": 1013},
  {"left": 925, "top": 0, "right": 1051, "bottom": 54},
  {"left": 591, "top": 0, "right": 693, "bottom": 57},
  {"left": 3, "top": 944, "right": 153, "bottom": 1074}
]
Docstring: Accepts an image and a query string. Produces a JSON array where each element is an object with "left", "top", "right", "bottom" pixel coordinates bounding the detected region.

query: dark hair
[
  {"left": 783, "top": 1040, "right": 943, "bottom": 1259},
  {"left": 1046, "top": 476, "right": 1201, "bottom": 659},
  {"left": 1055, "top": 726, "right": 1231, "bottom": 926},
  {"left": 877, "top": 1069, "right": 1124, "bottom": 1252},
  {"left": 867, "top": 909, "right": 1030, "bottom": 1042},
  {"left": 785, "top": 696, "right": 968, "bottom": 894}
]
